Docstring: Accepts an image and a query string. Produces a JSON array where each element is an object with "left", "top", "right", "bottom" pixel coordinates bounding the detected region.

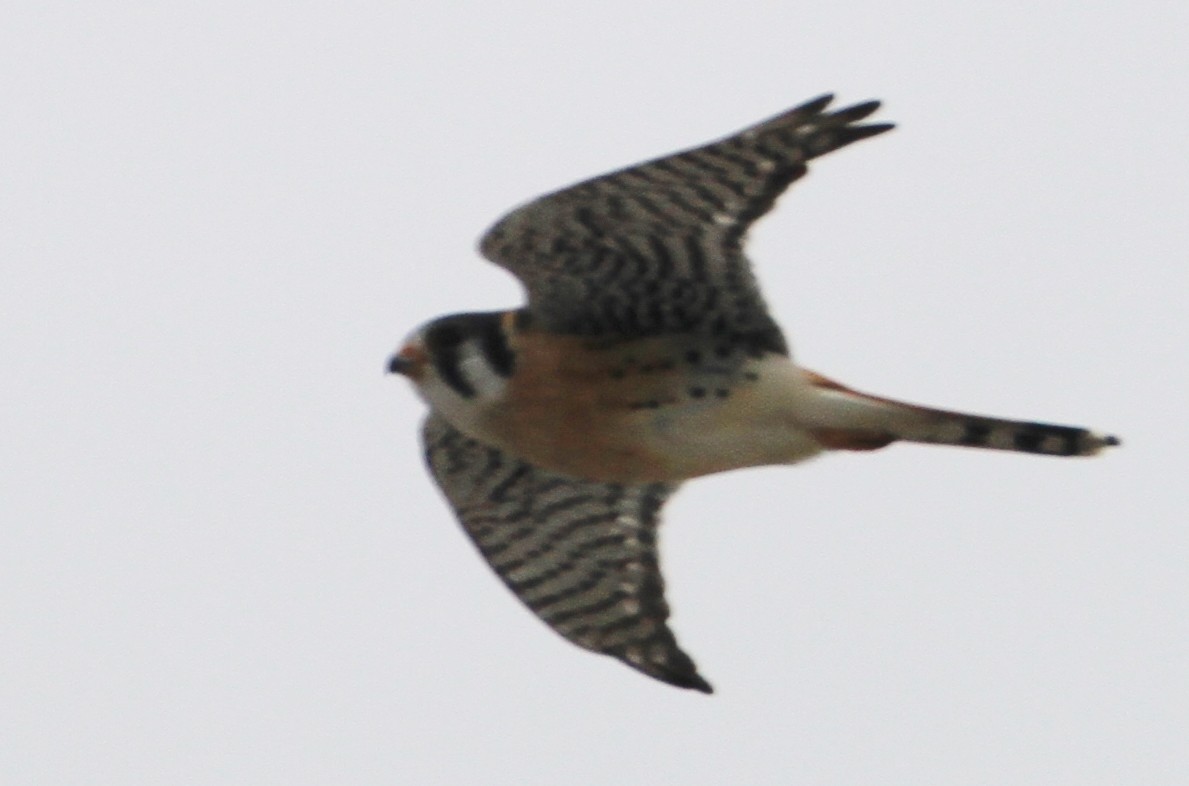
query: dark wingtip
[
  {"left": 1102, "top": 434, "right": 1121, "bottom": 448},
  {"left": 832, "top": 99, "right": 882, "bottom": 123},
  {"left": 798, "top": 93, "right": 836, "bottom": 114},
  {"left": 629, "top": 648, "right": 715, "bottom": 693},
  {"left": 820, "top": 98, "right": 894, "bottom": 143},
  {"left": 654, "top": 657, "right": 714, "bottom": 693},
  {"left": 848, "top": 121, "right": 896, "bottom": 140},
  {"left": 663, "top": 670, "right": 714, "bottom": 694}
]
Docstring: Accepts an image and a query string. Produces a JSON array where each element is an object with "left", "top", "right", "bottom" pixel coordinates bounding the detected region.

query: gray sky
[{"left": 3, "top": 2, "right": 1187, "bottom": 784}]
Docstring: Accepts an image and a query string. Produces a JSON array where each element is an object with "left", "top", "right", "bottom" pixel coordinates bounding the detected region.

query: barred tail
[
  {"left": 801, "top": 370, "right": 1121, "bottom": 457},
  {"left": 893, "top": 409, "right": 1120, "bottom": 456}
]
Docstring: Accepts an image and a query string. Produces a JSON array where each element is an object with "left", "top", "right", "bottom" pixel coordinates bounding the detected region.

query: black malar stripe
[
  {"left": 425, "top": 319, "right": 476, "bottom": 398},
  {"left": 476, "top": 313, "right": 516, "bottom": 377}
]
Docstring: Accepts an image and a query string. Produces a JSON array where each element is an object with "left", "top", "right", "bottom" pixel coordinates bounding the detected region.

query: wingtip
[
  {"left": 629, "top": 649, "right": 715, "bottom": 693},
  {"left": 833, "top": 98, "right": 882, "bottom": 122},
  {"left": 852, "top": 121, "right": 896, "bottom": 138},
  {"left": 664, "top": 670, "right": 715, "bottom": 694},
  {"left": 798, "top": 93, "right": 835, "bottom": 114},
  {"left": 798, "top": 95, "right": 893, "bottom": 138}
]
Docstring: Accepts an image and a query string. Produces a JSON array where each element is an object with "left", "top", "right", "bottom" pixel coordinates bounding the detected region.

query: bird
[{"left": 387, "top": 94, "right": 1119, "bottom": 693}]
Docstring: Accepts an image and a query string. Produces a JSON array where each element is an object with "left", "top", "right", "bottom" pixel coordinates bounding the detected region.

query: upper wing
[
  {"left": 422, "top": 414, "right": 711, "bottom": 693},
  {"left": 479, "top": 94, "right": 893, "bottom": 350}
]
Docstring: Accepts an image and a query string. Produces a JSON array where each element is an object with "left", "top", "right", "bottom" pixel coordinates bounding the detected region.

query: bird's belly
[
  {"left": 636, "top": 401, "right": 824, "bottom": 481},
  {"left": 481, "top": 356, "right": 823, "bottom": 483}
]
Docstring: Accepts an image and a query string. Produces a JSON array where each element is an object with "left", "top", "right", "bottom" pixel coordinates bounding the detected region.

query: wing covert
[
  {"left": 479, "top": 94, "right": 892, "bottom": 349},
  {"left": 421, "top": 414, "right": 711, "bottom": 692}
]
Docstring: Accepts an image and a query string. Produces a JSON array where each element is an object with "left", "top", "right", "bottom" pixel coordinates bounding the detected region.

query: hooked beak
[
  {"left": 386, "top": 345, "right": 426, "bottom": 377},
  {"left": 387, "top": 354, "right": 412, "bottom": 375}
]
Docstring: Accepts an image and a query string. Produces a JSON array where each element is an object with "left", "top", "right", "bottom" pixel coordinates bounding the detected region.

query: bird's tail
[{"left": 799, "top": 370, "right": 1120, "bottom": 457}]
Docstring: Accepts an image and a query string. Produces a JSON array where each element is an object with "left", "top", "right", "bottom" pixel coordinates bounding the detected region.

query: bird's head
[{"left": 387, "top": 311, "right": 515, "bottom": 424}]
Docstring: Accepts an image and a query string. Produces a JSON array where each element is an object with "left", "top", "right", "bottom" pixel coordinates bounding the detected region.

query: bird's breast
[{"left": 473, "top": 333, "right": 822, "bottom": 483}]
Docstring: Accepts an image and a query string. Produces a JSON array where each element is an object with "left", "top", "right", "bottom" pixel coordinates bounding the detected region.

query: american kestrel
[{"left": 388, "top": 95, "right": 1119, "bottom": 693}]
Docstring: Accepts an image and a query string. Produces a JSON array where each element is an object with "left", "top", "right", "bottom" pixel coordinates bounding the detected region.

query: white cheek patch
[
  {"left": 455, "top": 339, "right": 509, "bottom": 400},
  {"left": 417, "top": 373, "right": 487, "bottom": 441}
]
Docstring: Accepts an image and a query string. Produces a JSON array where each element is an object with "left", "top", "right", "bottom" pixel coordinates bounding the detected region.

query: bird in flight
[{"left": 388, "top": 95, "right": 1119, "bottom": 693}]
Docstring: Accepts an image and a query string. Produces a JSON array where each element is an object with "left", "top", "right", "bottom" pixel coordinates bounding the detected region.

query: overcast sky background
[{"left": 3, "top": 3, "right": 1187, "bottom": 784}]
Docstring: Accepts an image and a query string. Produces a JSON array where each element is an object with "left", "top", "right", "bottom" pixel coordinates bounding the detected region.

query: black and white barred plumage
[{"left": 388, "top": 95, "right": 1119, "bottom": 692}]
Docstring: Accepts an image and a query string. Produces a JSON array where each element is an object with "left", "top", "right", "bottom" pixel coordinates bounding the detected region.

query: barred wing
[
  {"left": 422, "top": 414, "right": 711, "bottom": 693},
  {"left": 480, "top": 94, "right": 892, "bottom": 349}
]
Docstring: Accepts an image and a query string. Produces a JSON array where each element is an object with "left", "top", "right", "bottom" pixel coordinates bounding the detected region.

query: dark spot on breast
[
  {"left": 743, "top": 371, "right": 759, "bottom": 382},
  {"left": 714, "top": 345, "right": 732, "bottom": 359},
  {"left": 609, "top": 368, "right": 626, "bottom": 380},
  {"left": 685, "top": 349, "right": 702, "bottom": 365},
  {"left": 715, "top": 389, "right": 730, "bottom": 398},
  {"left": 689, "top": 387, "right": 706, "bottom": 399}
]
